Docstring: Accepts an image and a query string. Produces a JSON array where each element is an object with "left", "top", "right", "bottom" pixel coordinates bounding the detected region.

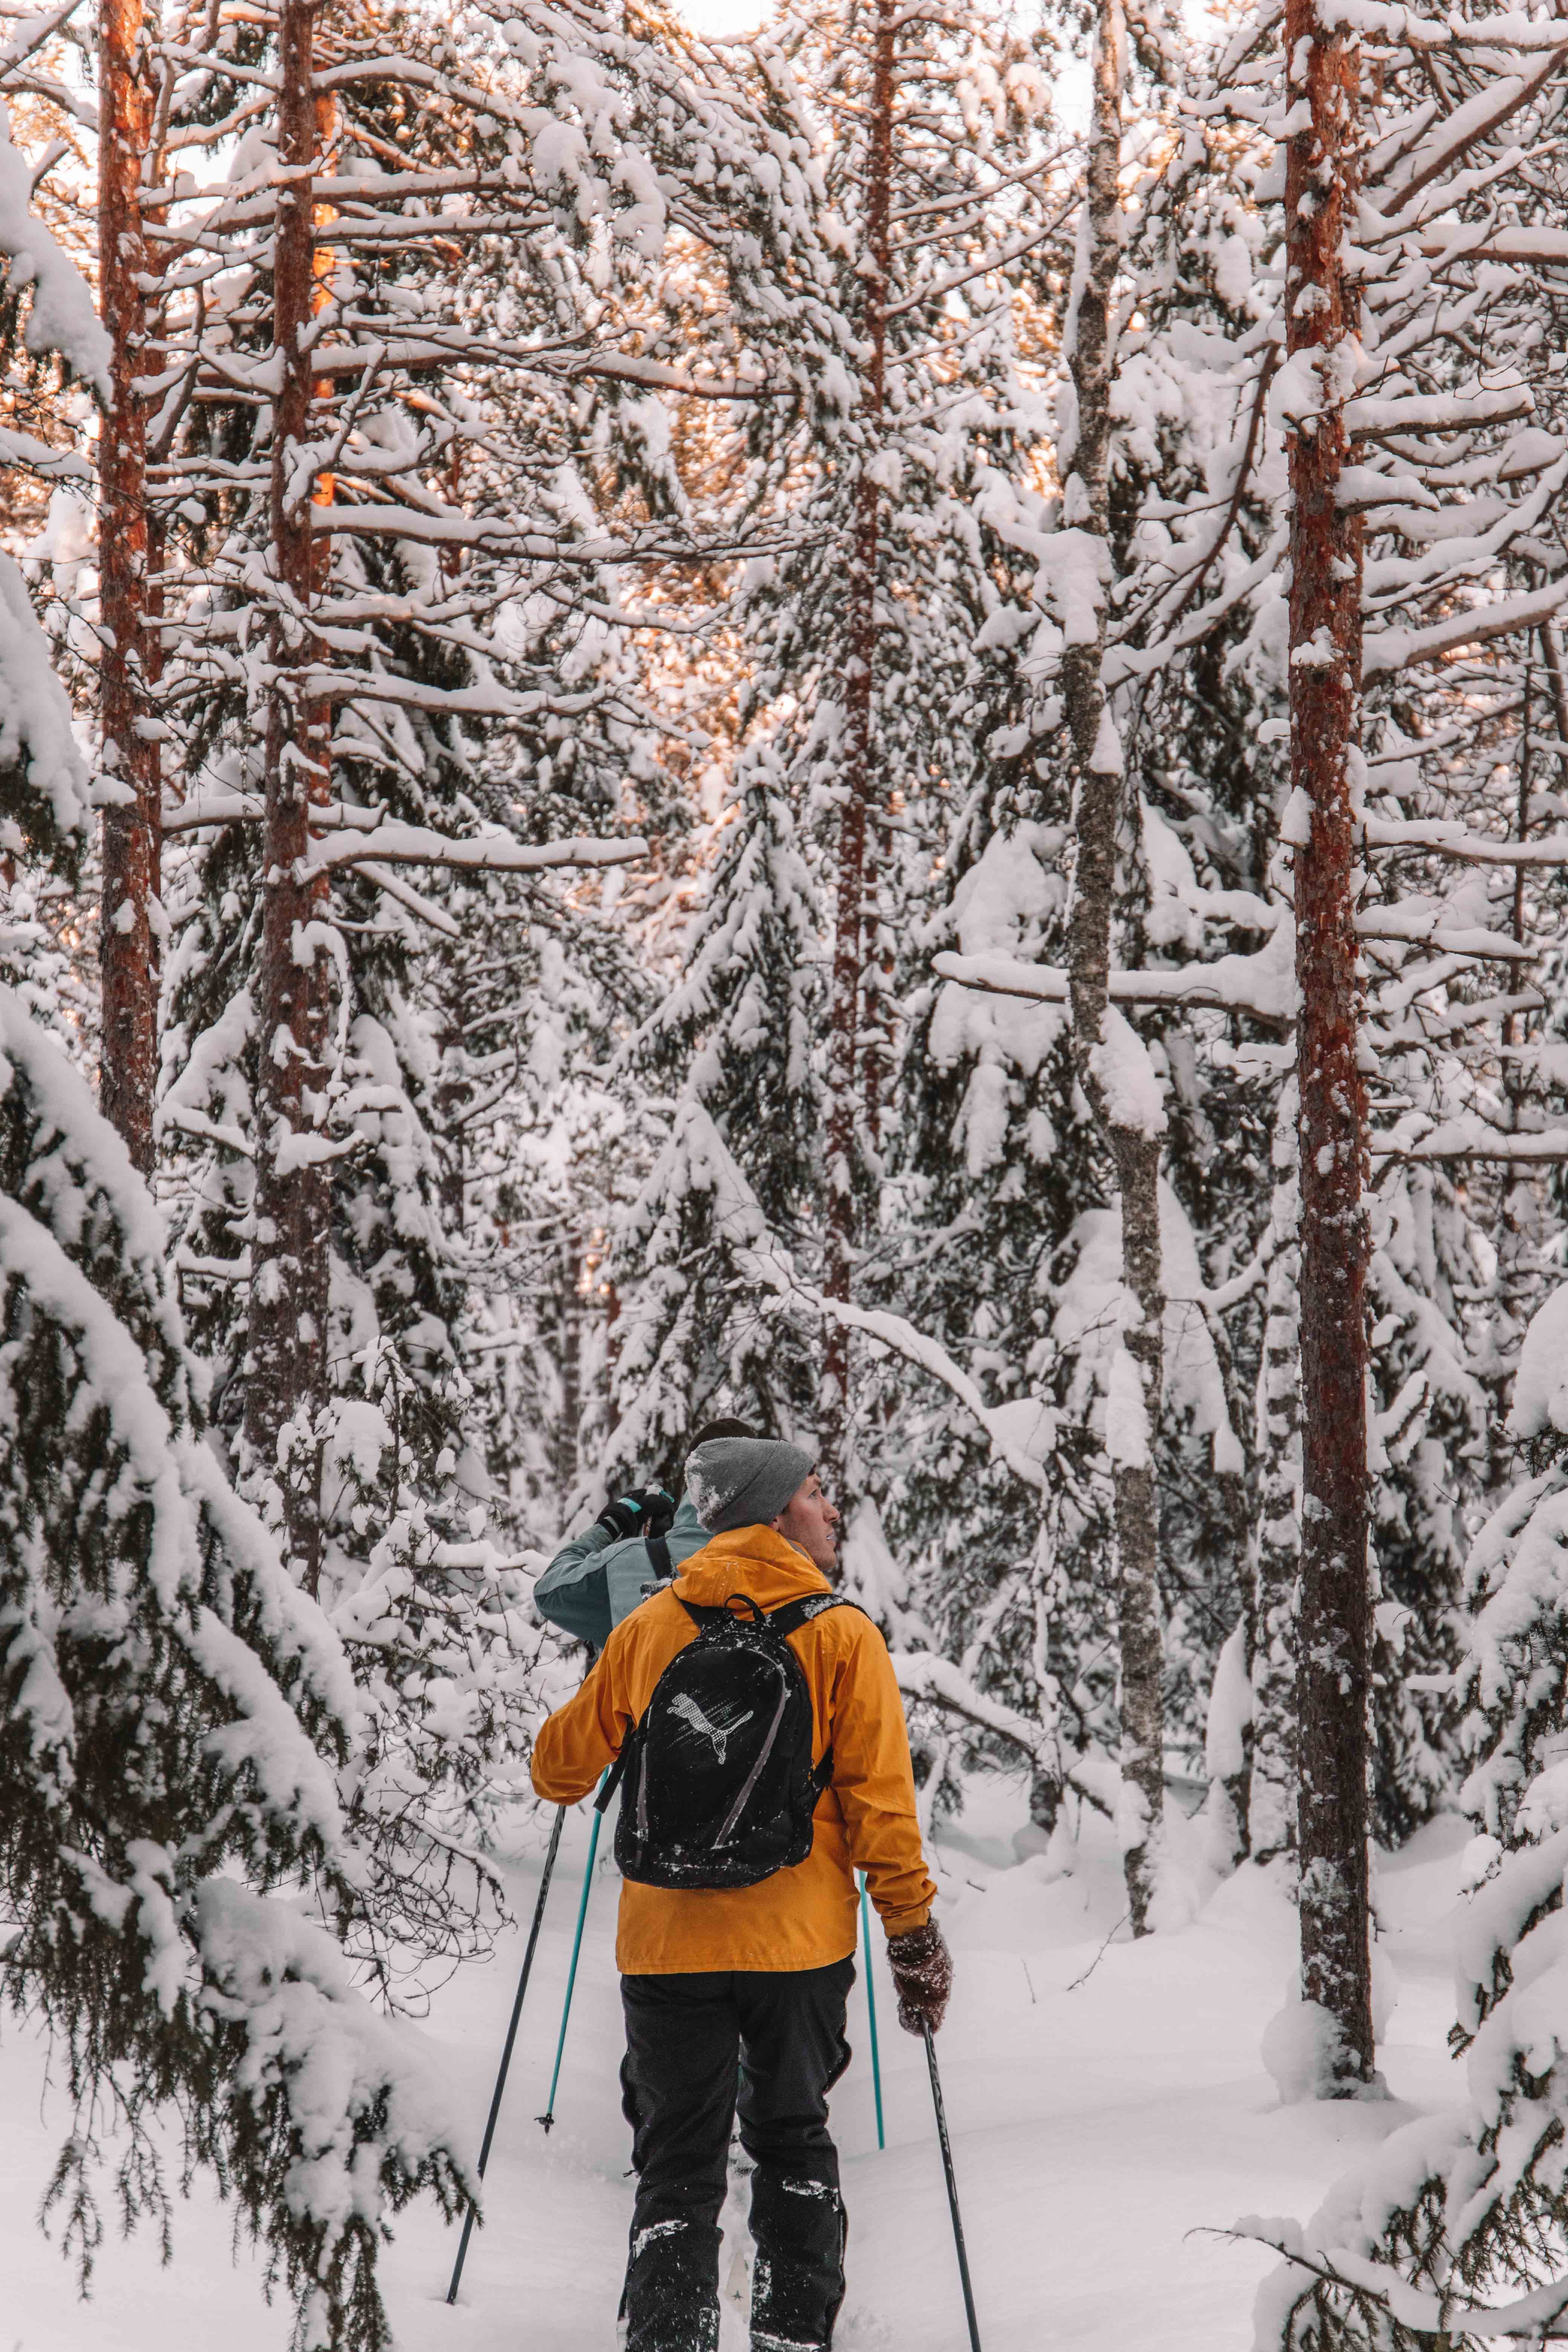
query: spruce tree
[
  {"left": 0, "top": 986, "right": 466, "bottom": 2352},
  {"left": 603, "top": 747, "right": 825, "bottom": 1492}
]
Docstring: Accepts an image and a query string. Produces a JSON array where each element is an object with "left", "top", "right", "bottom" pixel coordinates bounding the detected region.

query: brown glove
[{"left": 886, "top": 1919, "right": 953, "bottom": 2037}]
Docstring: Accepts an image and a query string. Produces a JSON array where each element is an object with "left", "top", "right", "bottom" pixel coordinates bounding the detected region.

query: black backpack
[{"left": 596, "top": 1591, "right": 862, "bottom": 1890}]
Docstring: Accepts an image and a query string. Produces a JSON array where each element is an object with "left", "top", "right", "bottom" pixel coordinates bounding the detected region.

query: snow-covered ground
[{"left": 4, "top": 1786, "right": 1472, "bottom": 2352}]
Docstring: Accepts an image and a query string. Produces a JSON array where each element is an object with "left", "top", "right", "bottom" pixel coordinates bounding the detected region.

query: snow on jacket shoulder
[
  {"left": 530, "top": 1526, "right": 937, "bottom": 1974},
  {"left": 534, "top": 1494, "right": 710, "bottom": 1649}
]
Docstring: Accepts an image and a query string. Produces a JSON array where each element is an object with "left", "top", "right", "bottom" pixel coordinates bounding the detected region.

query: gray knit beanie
[{"left": 686, "top": 1436, "right": 814, "bottom": 1534}]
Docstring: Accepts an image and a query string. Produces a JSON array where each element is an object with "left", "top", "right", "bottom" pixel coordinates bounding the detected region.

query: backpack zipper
[{"left": 713, "top": 1671, "right": 790, "bottom": 1846}]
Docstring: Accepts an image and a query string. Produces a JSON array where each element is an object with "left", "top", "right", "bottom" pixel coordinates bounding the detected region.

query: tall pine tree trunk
[
  {"left": 98, "top": 0, "right": 159, "bottom": 1172},
  {"left": 821, "top": 0, "right": 893, "bottom": 1491},
  {"left": 1285, "top": 0, "right": 1375, "bottom": 2087},
  {"left": 1107, "top": 1132, "right": 1165, "bottom": 1931},
  {"left": 1250, "top": 1076, "right": 1301, "bottom": 1862},
  {"left": 245, "top": 6, "right": 335, "bottom": 1592},
  {"left": 1060, "top": 0, "right": 1166, "bottom": 1939}
]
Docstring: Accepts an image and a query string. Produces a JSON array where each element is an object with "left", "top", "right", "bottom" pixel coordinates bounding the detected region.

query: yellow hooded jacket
[{"left": 530, "top": 1527, "right": 937, "bottom": 1974}]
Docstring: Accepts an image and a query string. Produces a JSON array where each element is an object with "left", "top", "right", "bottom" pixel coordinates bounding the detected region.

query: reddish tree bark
[
  {"left": 821, "top": 0, "right": 894, "bottom": 1490},
  {"left": 1285, "top": 0, "right": 1375, "bottom": 2087},
  {"left": 1249, "top": 1079, "right": 1302, "bottom": 1864},
  {"left": 98, "top": 0, "right": 159, "bottom": 1173},
  {"left": 244, "top": 9, "right": 336, "bottom": 1593}
]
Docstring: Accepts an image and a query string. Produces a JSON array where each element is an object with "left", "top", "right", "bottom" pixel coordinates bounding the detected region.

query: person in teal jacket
[{"left": 533, "top": 1418, "right": 757, "bottom": 1648}]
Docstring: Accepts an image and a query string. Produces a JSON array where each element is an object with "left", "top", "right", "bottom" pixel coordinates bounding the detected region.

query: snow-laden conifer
[
  {"left": 115, "top": 0, "right": 843, "bottom": 1969},
  {"left": 601, "top": 747, "right": 824, "bottom": 1490},
  {"left": 0, "top": 986, "right": 467, "bottom": 2351},
  {"left": 731, "top": 0, "right": 1065, "bottom": 1483}
]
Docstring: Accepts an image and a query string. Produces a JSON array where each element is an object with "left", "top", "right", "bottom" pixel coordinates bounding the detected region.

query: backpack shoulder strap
[
  {"left": 765, "top": 1594, "right": 868, "bottom": 1639},
  {"left": 639, "top": 1529, "right": 674, "bottom": 1600},
  {"left": 765, "top": 1598, "right": 868, "bottom": 1799}
]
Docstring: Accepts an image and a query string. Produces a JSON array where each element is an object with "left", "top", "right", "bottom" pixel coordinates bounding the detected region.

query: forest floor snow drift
[{"left": 3, "top": 1786, "right": 1474, "bottom": 2352}]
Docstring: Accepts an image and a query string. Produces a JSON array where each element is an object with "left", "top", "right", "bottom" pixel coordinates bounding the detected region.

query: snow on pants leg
[
  {"left": 733, "top": 1961, "right": 852, "bottom": 2352},
  {"left": 619, "top": 1961, "right": 854, "bottom": 2352}
]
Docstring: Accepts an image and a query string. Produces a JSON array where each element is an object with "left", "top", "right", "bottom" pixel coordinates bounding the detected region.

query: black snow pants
[{"left": 619, "top": 1958, "right": 854, "bottom": 2352}]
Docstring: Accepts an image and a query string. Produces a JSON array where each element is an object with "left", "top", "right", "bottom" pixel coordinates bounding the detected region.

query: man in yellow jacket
[{"left": 531, "top": 1434, "right": 952, "bottom": 2352}]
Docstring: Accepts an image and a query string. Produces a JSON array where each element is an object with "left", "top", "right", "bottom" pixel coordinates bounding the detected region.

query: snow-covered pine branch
[{"left": 933, "top": 933, "right": 1296, "bottom": 1022}]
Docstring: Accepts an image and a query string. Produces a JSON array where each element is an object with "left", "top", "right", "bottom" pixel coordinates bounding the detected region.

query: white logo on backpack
[{"left": 670, "top": 1690, "right": 754, "bottom": 1764}]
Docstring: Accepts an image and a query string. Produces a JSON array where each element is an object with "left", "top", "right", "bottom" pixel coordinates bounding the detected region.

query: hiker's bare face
[{"left": 773, "top": 1473, "right": 840, "bottom": 1573}]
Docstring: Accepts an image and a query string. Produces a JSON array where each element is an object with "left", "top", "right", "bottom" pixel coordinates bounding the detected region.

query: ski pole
[
  {"left": 537, "top": 1778, "right": 608, "bottom": 2133},
  {"left": 446, "top": 1802, "right": 567, "bottom": 2305},
  {"left": 923, "top": 2020, "right": 982, "bottom": 2352},
  {"left": 858, "top": 1876, "right": 885, "bottom": 2151}
]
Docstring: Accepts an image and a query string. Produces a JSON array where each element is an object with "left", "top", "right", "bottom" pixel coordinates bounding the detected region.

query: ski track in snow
[{"left": 2, "top": 1789, "right": 1471, "bottom": 2352}]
